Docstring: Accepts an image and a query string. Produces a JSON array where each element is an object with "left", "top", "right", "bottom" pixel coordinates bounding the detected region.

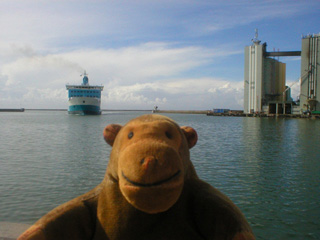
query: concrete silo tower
[
  {"left": 300, "top": 34, "right": 320, "bottom": 113},
  {"left": 244, "top": 30, "right": 264, "bottom": 114},
  {"left": 244, "top": 30, "right": 299, "bottom": 115}
]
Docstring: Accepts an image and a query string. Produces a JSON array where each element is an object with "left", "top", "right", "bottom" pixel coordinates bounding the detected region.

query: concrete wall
[
  {"left": 263, "top": 58, "right": 286, "bottom": 103},
  {"left": 244, "top": 46, "right": 249, "bottom": 113},
  {"left": 300, "top": 35, "right": 320, "bottom": 112},
  {"left": 0, "top": 222, "right": 30, "bottom": 240},
  {"left": 244, "top": 43, "right": 264, "bottom": 113}
]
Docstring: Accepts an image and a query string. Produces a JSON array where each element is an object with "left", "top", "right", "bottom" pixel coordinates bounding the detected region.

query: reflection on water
[{"left": 0, "top": 111, "right": 319, "bottom": 239}]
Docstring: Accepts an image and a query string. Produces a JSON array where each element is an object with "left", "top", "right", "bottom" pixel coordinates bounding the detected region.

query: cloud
[
  {"left": 62, "top": 43, "right": 215, "bottom": 83},
  {"left": 179, "top": 0, "right": 312, "bottom": 35},
  {"left": 1, "top": 0, "right": 312, "bottom": 49},
  {"left": 1, "top": 0, "right": 314, "bottom": 110},
  {"left": 103, "top": 78, "right": 244, "bottom": 110},
  {"left": 0, "top": 42, "right": 244, "bottom": 109},
  {"left": 286, "top": 79, "right": 301, "bottom": 101},
  {"left": 0, "top": 41, "right": 236, "bottom": 87}
]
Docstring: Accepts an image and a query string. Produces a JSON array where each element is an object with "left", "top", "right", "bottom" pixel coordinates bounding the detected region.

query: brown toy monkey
[{"left": 18, "top": 114, "right": 255, "bottom": 240}]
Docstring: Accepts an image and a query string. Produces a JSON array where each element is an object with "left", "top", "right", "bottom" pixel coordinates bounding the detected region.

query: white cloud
[
  {"left": 61, "top": 43, "right": 214, "bottom": 83},
  {"left": 1, "top": 0, "right": 315, "bottom": 110},
  {"left": 101, "top": 77, "right": 244, "bottom": 110},
  {"left": 1, "top": 0, "right": 312, "bottom": 49},
  {"left": 181, "top": 0, "right": 312, "bottom": 35},
  {"left": 0, "top": 42, "right": 244, "bottom": 109},
  {"left": 286, "top": 79, "right": 301, "bottom": 101}
]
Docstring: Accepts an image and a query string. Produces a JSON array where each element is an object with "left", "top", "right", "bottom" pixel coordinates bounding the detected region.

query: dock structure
[
  {"left": 152, "top": 110, "right": 207, "bottom": 114},
  {"left": 300, "top": 34, "right": 320, "bottom": 114},
  {"left": 265, "top": 51, "right": 301, "bottom": 57},
  {"left": 0, "top": 108, "right": 25, "bottom": 112},
  {"left": 243, "top": 30, "right": 320, "bottom": 115}
]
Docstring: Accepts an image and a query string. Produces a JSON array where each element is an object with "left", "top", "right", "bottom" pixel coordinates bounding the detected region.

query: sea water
[{"left": 0, "top": 111, "right": 319, "bottom": 239}]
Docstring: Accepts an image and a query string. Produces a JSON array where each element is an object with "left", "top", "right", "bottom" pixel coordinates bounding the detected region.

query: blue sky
[{"left": 1, "top": 0, "right": 319, "bottom": 110}]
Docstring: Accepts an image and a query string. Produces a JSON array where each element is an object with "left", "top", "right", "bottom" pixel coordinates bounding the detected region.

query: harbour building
[
  {"left": 244, "top": 31, "right": 299, "bottom": 114},
  {"left": 244, "top": 31, "right": 320, "bottom": 115},
  {"left": 300, "top": 34, "right": 320, "bottom": 113}
]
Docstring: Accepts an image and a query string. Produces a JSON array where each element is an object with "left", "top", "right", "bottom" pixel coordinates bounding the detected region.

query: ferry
[{"left": 66, "top": 71, "right": 104, "bottom": 115}]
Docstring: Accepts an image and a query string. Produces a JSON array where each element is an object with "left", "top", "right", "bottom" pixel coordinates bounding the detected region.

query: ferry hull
[
  {"left": 68, "top": 97, "right": 102, "bottom": 115},
  {"left": 68, "top": 105, "right": 101, "bottom": 115}
]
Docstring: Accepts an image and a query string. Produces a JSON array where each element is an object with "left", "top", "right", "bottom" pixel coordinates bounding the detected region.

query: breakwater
[
  {"left": 153, "top": 109, "right": 320, "bottom": 119},
  {"left": 207, "top": 112, "right": 319, "bottom": 118},
  {"left": 155, "top": 110, "right": 320, "bottom": 119},
  {"left": 152, "top": 110, "right": 207, "bottom": 114},
  {"left": 2, "top": 108, "right": 319, "bottom": 119},
  {"left": 0, "top": 108, "right": 25, "bottom": 112}
]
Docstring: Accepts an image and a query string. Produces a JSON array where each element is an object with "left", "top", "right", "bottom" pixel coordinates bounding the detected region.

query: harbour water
[{"left": 0, "top": 111, "right": 319, "bottom": 239}]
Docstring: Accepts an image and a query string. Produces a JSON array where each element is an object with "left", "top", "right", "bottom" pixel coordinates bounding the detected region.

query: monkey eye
[
  {"left": 165, "top": 131, "right": 173, "bottom": 139},
  {"left": 128, "top": 132, "right": 134, "bottom": 139}
]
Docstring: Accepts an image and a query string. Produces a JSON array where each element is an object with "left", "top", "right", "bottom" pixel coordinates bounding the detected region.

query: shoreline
[
  {"left": 0, "top": 108, "right": 25, "bottom": 112},
  {"left": 1, "top": 109, "right": 319, "bottom": 119},
  {"left": 206, "top": 112, "right": 320, "bottom": 119},
  {"left": 152, "top": 110, "right": 207, "bottom": 114}
]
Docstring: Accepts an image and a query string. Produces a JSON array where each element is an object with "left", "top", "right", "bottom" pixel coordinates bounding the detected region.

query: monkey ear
[
  {"left": 181, "top": 126, "right": 198, "bottom": 149},
  {"left": 103, "top": 124, "right": 122, "bottom": 146}
]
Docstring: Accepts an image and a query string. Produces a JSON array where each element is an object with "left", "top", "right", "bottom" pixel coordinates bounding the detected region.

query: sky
[{"left": 1, "top": 0, "right": 319, "bottom": 110}]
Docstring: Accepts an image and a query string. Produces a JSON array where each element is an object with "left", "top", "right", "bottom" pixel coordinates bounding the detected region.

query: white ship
[{"left": 66, "top": 71, "right": 104, "bottom": 115}]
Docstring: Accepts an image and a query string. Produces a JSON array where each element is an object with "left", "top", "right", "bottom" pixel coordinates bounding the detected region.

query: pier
[
  {"left": 152, "top": 110, "right": 207, "bottom": 114},
  {"left": 152, "top": 108, "right": 320, "bottom": 118},
  {"left": 0, "top": 108, "right": 25, "bottom": 112}
]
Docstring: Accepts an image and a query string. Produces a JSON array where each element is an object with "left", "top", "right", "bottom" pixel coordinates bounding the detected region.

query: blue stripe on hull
[{"left": 68, "top": 105, "right": 101, "bottom": 115}]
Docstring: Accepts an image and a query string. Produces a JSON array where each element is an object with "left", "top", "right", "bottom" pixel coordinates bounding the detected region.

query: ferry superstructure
[{"left": 66, "top": 71, "right": 104, "bottom": 115}]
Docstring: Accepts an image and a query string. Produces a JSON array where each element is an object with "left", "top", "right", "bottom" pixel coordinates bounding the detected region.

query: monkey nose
[{"left": 140, "top": 156, "right": 158, "bottom": 170}]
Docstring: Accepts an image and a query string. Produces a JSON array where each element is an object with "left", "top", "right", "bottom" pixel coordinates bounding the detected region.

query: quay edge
[
  {"left": 152, "top": 110, "right": 208, "bottom": 114},
  {"left": 0, "top": 108, "right": 25, "bottom": 112}
]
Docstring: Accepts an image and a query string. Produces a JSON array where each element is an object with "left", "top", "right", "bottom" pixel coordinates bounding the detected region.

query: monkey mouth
[{"left": 121, "top": 170, "right": 181, "bottom": 187}]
